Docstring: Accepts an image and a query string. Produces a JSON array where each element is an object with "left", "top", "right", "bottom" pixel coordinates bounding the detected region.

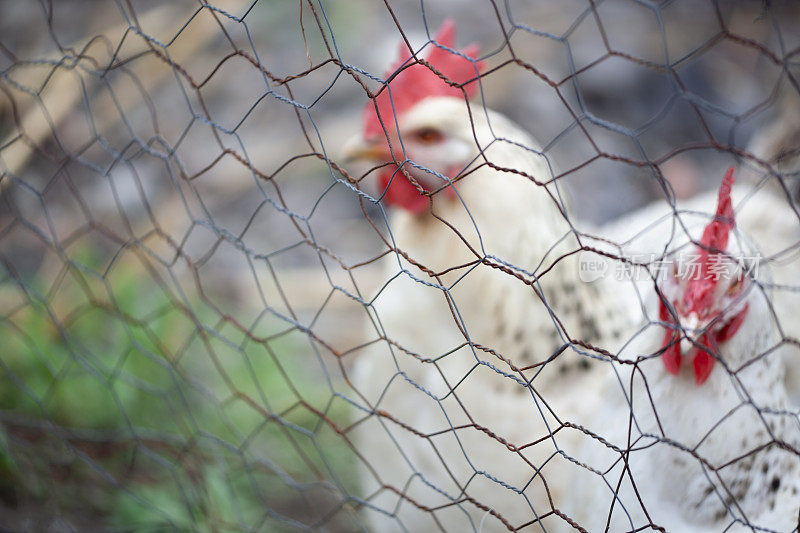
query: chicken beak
[
  {"left": 684, "top": 314, "right": 702, "bottom": 338},
  {"left": 679, "top": 313, "right": 705, "bottom": 352},
  {"left": 341, "top": 135, "right": 390, "bottom": 163}
]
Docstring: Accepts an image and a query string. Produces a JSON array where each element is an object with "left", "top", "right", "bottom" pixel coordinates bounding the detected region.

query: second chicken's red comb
[{"left": 683, "top": 166, "right": 737, "bottom": 315}]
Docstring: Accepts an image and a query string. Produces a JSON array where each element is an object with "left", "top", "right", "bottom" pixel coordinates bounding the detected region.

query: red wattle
[
  {"left": 378, "top": 168, "right": 457, "bottom": 214},
  {"left": 691, "top": 335, "right": 715, "bottom": 385},
  {"left": 689, "top": 305, "right": 747, "bottom": 385},
  {"left": 715, "top": 303, "right": 748, "bottom": 342},
  {"left": 658, "top": 299, "right": 670, "bottom": 321},
  {"left": 379, "top": 168, "right": 430, "bottom": 214},
  {"left": 661, "top": 328, "right": 682, "bottom": 375}
]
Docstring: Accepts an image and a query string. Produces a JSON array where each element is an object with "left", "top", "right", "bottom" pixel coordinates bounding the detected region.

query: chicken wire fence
[{"left": 1, "top": 0, "right": 799, "bottom": 531}]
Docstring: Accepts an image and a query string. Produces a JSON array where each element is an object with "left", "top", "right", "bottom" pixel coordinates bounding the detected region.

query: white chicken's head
[
  {"left": 343, "top": 20, "right": 485, "bottom": 214},
  {"left": 657, "top": 167, "right": 752, "bottom": 385}
]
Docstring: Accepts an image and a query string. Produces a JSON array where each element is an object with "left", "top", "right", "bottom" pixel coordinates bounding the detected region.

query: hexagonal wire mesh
[{"left": 1, "top": 0, "right": 799, "bottom": 531}]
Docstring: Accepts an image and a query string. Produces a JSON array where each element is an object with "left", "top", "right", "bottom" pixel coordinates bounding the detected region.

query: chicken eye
[
  {"left": 726, "top": 272, "right": 744, "bottom": 295},
  {"left": 413, "top": 128, "right": 443, "bottom": 144}
]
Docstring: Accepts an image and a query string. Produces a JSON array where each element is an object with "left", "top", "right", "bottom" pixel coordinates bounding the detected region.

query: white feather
[{"left": 351, "top": 96, "right": 637, "bottom": 532}]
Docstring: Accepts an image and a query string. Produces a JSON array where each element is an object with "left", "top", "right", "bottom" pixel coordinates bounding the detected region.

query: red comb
[
  {"left": 682, "top": 167, "right": 736, "bottom": 315},
  {"left": 700, "top": 166, "right": 735, "bottom": 253},
  {"left": 363, "top": 19, "right": 485, "bottom": 139}
]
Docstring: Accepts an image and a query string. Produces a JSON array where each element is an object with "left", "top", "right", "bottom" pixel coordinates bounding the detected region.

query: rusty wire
[{"left": 1, "top": 0, "right": 799, "bottom": 531}]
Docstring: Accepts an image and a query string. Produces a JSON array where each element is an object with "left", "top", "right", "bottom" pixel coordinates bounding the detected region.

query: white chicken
[
  {"left": 343, "top": 20, "right": 634, "bottom": 532},
  {"left": 598, "top": 158, "right": 800, "bottom": 403},
  {"left": 567, "top": 170, "right": 800, "bottom": 532}
]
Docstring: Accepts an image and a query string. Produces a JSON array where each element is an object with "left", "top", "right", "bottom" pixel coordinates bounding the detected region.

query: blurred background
[{"left": 0, "top": 0, "right": 798, "bottom": 530}]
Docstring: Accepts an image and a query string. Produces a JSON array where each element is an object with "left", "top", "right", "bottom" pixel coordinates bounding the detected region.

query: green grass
[{"left": 0, "top": 244, "right": 358, "bottom": 531}]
